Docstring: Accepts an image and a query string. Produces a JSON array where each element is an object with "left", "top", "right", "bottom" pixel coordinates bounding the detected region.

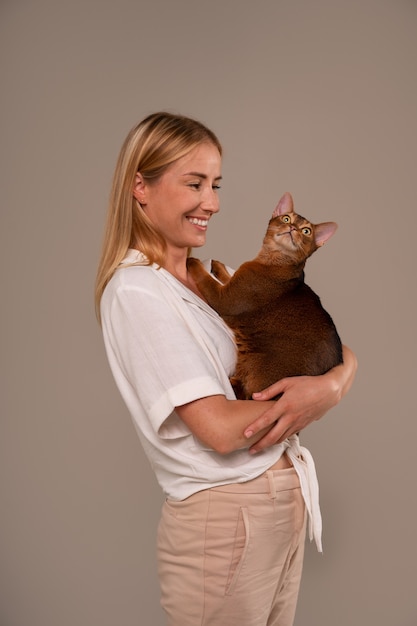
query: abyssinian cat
[{"left": 187, "top": 192, "right": 343, "bottom": 400}]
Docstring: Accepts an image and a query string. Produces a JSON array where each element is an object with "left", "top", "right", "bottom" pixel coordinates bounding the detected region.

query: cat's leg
[
  {"left": 187, "top": 257, "right": 215, "bottom": 283},
  {"left": 187, "top": 258, "right": 250, "bottom": 316},
  {"left": 187, "top": 257, "right": 224, "bottom": 306},
  {"left": 210, "top": 260, "right": 232, "bottom": 285}
]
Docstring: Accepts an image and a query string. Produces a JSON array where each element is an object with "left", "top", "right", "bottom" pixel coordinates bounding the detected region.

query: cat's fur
[{"left": 187, "top": 192, "right": 343, "bottom": 399}]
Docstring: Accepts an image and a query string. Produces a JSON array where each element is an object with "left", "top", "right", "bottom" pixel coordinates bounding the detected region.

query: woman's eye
[
  {"left": 189, "top": 183, "right": 201, "bottom": 189},
  {"left": 282, "top": 215, "right": 291, "bottom": 223},
  {"left": 302, "top": 227, "right": 312, "bottom": 235},
  {"left": 212, "top": 184, "right": 221, "bottom": 190}
]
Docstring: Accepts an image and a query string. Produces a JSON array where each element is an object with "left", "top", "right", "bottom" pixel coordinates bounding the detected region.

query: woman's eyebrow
[{"left": 183, "top": 171, "right": 222, "bottom": 180}]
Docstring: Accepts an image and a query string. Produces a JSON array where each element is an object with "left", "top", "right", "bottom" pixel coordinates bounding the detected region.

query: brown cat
[{"left": 187, "top": 192, "right": 343, "bottom": 400}]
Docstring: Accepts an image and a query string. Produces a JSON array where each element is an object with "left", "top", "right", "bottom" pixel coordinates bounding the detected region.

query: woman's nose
[{"left": 201, "top": 189, "right": 220, "bottom": 213}]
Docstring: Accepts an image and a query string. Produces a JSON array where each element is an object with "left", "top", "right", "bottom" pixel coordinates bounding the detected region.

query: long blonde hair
[{"left": 94, "top": 112, "right": 222, "bottom": 322}]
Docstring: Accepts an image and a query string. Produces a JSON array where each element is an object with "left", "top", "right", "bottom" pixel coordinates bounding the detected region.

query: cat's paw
[
  {"left": 187, "top": 257, "right": 205, "bottom": 277},
  {"left": 211, "top": 260, "right": 231, "bottom": 283}
]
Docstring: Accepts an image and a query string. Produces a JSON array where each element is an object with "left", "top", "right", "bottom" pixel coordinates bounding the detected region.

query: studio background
[{"left": 1, "top": 1, "right": 416, "bottom": 625}]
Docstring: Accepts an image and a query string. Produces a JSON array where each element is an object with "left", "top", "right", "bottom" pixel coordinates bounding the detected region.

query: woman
[{"left": 95, "top": 112, "right": 357, "bottom": 626}]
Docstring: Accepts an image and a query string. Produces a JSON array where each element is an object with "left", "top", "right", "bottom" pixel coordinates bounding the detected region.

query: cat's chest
[{"left": 241, "top": 276, "right": 304, "bottom": 305}]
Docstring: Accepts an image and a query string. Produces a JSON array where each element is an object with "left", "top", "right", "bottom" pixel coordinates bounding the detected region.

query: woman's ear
[{"left": 133, "top": 172, "right": 147, "bottom": 204}]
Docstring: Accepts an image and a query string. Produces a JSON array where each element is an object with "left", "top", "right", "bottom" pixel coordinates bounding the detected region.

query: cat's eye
[
  {"left": 281, "top": 215, "right": 291, "bottom": 223},
  {"left": 302, "top": 227, "right": 312, "bottom": 235}
]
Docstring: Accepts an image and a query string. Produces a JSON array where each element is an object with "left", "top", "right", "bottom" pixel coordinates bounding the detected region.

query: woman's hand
[{"left": 244, "top": 345, "right": 357, "bottom": 453}]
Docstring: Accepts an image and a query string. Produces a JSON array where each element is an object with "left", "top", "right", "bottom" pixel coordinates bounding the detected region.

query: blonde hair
[{"left": 94, "top": 111, "right": 222, "bottom": 322}]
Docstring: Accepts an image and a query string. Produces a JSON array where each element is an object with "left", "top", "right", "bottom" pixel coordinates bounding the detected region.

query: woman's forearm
[
  {"left": 176, "top": 395, "right": 276, "bottom": 454},
  {"left": 177, "top": 345, "right": 358, "bottom": 455},
  {"left": 331, "top": 344, "right": 358, "bottom": 400}
]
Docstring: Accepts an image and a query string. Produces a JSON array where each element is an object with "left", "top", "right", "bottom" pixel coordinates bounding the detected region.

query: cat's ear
[
  {"left": 272, "top": 192, "right": 294, "bottom": 218},
  {"left": 314, "top": 222, "right": 338, "bottom": 247}
]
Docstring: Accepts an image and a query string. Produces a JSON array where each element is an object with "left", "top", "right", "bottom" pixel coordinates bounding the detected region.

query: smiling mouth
[{"left": 186, "top": 217, "right": 209, "bottom": 227}]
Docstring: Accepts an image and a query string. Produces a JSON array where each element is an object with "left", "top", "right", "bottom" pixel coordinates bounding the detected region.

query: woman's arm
[
  {"left": 176, "top": 395, "right": 276, "bottom": 455},
  {"left": 177, "top": 345, "right": 357, "bottom": 455},
  {"left": 243, "top": 344, "right": 358, "bottom": 453}
]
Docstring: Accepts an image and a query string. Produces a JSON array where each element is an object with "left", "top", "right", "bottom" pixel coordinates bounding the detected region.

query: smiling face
[{"left": 133, "top": 142, "right": 222, "bottom": 262}]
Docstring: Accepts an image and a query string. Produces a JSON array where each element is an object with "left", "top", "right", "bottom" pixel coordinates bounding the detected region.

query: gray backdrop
[{"left": 1, "top": 1, "right": 416, "bottom": 625}]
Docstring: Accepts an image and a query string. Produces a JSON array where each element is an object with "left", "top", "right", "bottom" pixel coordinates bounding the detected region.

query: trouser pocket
[{"left": 225, "top": 506, "right": 250, "bottom": 596}]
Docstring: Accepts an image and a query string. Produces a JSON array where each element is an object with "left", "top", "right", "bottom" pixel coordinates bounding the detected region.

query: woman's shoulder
[
  {"left": 111, "top": 264, "right": 161, "bottom": 292},
  {"left": 104, "top": 250, "right": 163, "bottom": 297},
  {"left": 101, "top": 265, "right": 167, "bottom": 324}
]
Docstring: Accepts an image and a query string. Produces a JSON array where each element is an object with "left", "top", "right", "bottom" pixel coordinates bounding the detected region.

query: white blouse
[{"left": 100, "top": 250, "right": 322, "bottom": 551}]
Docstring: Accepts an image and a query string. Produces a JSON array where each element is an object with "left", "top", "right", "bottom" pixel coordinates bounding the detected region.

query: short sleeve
[{"left": 102, "top": 275, "right": 227, "bottom": 438}]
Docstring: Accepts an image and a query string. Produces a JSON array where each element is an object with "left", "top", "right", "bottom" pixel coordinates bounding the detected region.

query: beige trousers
[{"left": 157, "top": 467, "right": 307, "bottom": 626}]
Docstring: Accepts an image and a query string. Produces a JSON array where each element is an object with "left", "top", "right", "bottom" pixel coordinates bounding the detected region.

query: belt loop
[{"left": 266, "top": 471, "right": 277, "bottom": 499}]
